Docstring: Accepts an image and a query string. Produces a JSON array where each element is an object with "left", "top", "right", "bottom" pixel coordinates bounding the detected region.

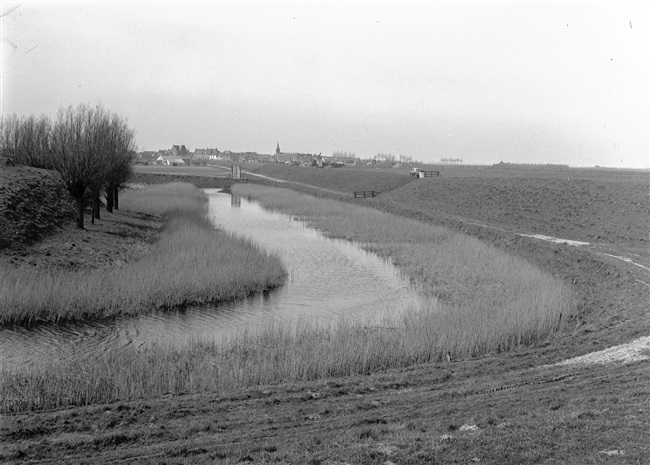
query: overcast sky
[{"left": 1, "top": 1, "right": 648, "bottom": 167}]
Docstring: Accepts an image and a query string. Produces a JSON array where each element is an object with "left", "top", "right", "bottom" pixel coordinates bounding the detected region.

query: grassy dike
[
  {"left": 2, "top": 183, "right": 576, "bottom": 413},
  {"left": 0, "top": 183, "right": 286, "bottom": 324}
]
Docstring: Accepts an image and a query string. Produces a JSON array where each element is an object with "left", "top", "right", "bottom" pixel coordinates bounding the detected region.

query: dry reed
[
  {"left": 0, "top": 183, "right": 575, "bottom": 412},
  {"left": 0, "top": 183, "right": 286, "bottom": 324}
]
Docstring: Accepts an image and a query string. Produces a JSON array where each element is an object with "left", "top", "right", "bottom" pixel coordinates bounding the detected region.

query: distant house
[
  {"left": 330, "top": 155, "right": 357, "bottom": 165},
  {"left": 220, "top": 150, "right": 269, "bottom": 163},
  {"left": 194, "top": 148, "right": 221, "bottom": 161},
  {"left": 171, "top": 145, "right": 189, "bottom": 157},
  {"left": 273, "top": 152, "right": 293, "bottom": 164},
  {"left": 222, "top": 151, "right": 243, "bottom": 163},
  {"left": 135, "top": 151, "right": 157, "bottom": 165},
  {"left": 252, "top": 153, "right": 272, "bottom": 163},
  {"left": 157, "top": 155, "right": 186, "bottom": 166},
  {"left": 272, "top": 142, "right": 313, "bottom": 164}
]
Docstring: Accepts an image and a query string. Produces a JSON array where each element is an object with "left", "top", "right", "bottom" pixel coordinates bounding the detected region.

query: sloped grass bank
[
  {"left": 1, "top": 184, "right": 576, "bottom": 413},
  {"left": 0, "top": 163, "right": 75, "bottom": 249},
  {"left": 0, "top": 183, "right": 286, "bottom": 324},
  {"left": 383, "top": 174, "right": 650, "bottom": 248}
]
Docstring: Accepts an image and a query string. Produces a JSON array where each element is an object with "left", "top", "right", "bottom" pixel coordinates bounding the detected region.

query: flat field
[{"left": 1, "top": 164, "right": 648, "bottom": 464}]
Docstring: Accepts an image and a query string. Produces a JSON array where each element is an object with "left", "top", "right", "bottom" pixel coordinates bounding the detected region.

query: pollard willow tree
[
  {"left": 49, "top": 103, "right": 136, "bottom": 229},
  {"left": 102, "top": 115, "right": 136, "bottom": 214},
  {"left": 88, "top": 114, "right": 136, "bottom": 222},
  {"left": 0, "top": 114, "right": 51, "bottom": 168}
]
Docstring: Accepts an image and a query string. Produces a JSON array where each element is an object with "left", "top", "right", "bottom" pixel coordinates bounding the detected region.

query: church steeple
[{"left": 276, "top": 141, "right": 280, "bottom": 155}]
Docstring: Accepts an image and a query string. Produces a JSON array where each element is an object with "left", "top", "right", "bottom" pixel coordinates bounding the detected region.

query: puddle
[{"left": 518, "top": 233, "right": 589, "bottom": 247}]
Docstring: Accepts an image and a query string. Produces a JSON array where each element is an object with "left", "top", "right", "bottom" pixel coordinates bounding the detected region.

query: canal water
[{"left": 0, "top": 190, "right": 421, "bottom": 369}]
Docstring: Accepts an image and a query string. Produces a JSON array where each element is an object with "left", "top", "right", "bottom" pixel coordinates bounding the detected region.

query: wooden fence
[
  {"left": 411, "top": 170, "right": 441, "bottom": 177},
  {"left": 422, "top": 170, "right": 440, "bottom": 177},
  {"left": 353, "top": 191, "right": 380, "bottom": 198}
]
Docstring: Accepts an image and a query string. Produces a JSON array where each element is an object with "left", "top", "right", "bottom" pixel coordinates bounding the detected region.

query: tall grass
[
  {"left": 0, "top": 183, "right": 286, "bottom": 324},
  {"left": 231, "top": 184, "right": 574, "bottom": 339},
  {"left": 119, "top": 182, "right": 208, "bottom": 216},
  {"left": 0, "top": 183, "right": 576, "bottom": 413}
]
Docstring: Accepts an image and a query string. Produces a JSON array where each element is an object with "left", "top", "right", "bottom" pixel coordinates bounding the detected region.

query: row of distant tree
[
  {"left": 330, "top": 152, "right": 421, "bottom": 164},
  {"left": 440, "top": 158, "right": 463, "bottom": 164},
  {"left": 373, "top": 153, "right": 418, "bottom": 164},
  {"left": 0, "top": 103, "right": 137, "bottom": 229},
  {"left": 330, "top": 151, "right": 356, "bottom": 158}
]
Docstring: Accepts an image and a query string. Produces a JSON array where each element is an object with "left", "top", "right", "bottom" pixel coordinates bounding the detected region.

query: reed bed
[
  {"left": 120, "top": 182, "right": 208, "bottom": 217},
  {"left": 0, "top": 183, "right": 286, "bottom": 324},
  {"left": 232, "top": 184, "right": 572, "bottom": 305},
  {"left": 232, "top": 185, "right": 574, "bottom": 347},
  {"left": 0, "top": 184, "right": 575, "bottom": 412}
]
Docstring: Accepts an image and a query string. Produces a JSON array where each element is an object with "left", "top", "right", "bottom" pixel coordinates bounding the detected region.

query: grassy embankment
[
  {"left": 2, "top": 183, "right": 575, "bottom": 412},
  {"left": 0, "top": 164, "right": 75, "bottom": 249},
  {"left": 0, "top": 183, "right": 285, "bottom": 325}
]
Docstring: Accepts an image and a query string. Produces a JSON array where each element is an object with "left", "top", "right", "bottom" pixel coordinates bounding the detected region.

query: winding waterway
[{"left": 0, "top": 190, "right": 421, "bottom": 370}]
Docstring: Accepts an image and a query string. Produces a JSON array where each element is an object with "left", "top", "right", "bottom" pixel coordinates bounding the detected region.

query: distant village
[{"left": 135, "top": 143, "right": 361, "bottom": 168}]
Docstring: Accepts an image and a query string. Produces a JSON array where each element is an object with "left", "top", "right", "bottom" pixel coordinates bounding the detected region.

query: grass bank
[
  {"left": 0, "top": 162, "right": 74, "bottom": 248},
  {"left": 1, "top": 184, "right": 576, "bottom": 412},
  {"left": 0, "top": 183, "right": 286, "bottom": 324}
]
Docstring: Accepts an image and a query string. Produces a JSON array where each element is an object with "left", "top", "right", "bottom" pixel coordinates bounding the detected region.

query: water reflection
[{"left": 0, "top": 191, "right": 421, "bottom": 369}]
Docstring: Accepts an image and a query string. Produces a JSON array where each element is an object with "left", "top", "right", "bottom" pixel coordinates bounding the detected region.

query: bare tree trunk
[
  {"left": 106, "top": 188, "right": 114, "bottom": 213},
  {"left": 92, "top": 193, "right": 101, "bottom": 222},
  {"left": 113, "top": 186, "right": 119, "bottom": 210},
  {"left": 75, "top": 195, "right": 85, "bottom": 229}
]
